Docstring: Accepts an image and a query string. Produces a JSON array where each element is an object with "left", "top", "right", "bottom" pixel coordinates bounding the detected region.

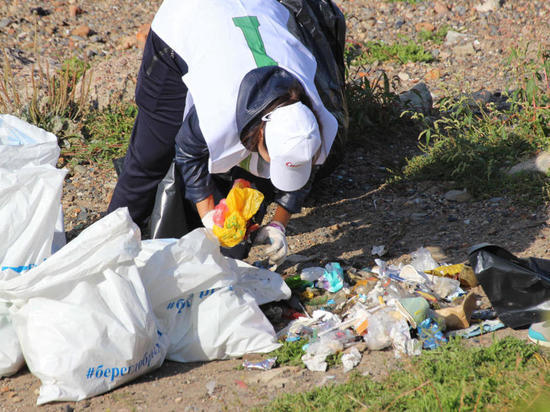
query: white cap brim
[{"left": 270, "top": 156, "right": 312, "bottom": 192}]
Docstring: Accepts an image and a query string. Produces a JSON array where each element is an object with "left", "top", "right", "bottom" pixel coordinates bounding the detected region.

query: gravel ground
[{"left": 1, "top": 1, "right": 550, "bottom": 410}]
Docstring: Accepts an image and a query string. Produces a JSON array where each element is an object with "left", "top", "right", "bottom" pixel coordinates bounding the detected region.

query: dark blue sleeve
[{"left": 174, "top": 105, "right": 216, "bottom": 203}]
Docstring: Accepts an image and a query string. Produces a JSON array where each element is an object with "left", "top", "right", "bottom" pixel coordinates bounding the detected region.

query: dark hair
[{"left": 240, "top": 84, "right": 313, "bottom": 152}]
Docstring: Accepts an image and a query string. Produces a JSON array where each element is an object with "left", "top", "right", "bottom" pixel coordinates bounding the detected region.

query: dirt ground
[{"left": 2, "top": 0, "right": 550, "bottom": 410}]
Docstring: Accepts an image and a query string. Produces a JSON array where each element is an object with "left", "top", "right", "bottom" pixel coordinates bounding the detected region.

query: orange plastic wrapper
[{"left": 212, "top": 179, "right": 264, "bottom": 248}]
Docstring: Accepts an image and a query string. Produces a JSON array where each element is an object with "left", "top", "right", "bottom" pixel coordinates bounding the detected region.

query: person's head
[{"left": 240, "top": 85, "right": 322, "bottom": 192}]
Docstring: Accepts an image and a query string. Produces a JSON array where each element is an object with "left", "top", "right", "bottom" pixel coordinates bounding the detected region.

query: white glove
[
  {"left": 254, "top": 221, "right": 288, "bottom": 266},
  {"left": 201, "top": 210, "right": 215, "bottom": 231}
]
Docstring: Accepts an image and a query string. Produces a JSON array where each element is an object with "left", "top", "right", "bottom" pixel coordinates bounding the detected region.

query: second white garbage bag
[
  {"left": 137, "top": 230, "right": 288, "bottom": 362},
  {"left": 0, "top": 302, "right": 24, "bottom": 377},
  {"left": 0, "top": 208, "right": 167, "bottom": 405}
]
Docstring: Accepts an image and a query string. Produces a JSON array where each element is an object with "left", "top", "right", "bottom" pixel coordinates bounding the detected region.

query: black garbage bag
[
  {"left": 149, "top": 162, "right": 201, "bottom": 239},
  {"left": 281, "top": 0, "right": 349, "bottom": 179},
  {"left": 468, "top": 243, "right": 550, "bottom": 329}
]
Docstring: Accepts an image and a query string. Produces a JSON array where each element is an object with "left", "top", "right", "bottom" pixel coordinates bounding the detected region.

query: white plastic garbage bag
[
  {"left": 137, "top": 231, "right": 288, "bottom": 362},
  {"left": 0, "top": 302, "right": 24, "bottom": 377},
  {"left": 0, "top": 166, "right": 66, "bottom": 279},
  {"left": 0, "top": 208, "right": 167, "bottom": 405},
  {"left": 0, "top": 114, "right": 60, "bottom": 168},
  {"left": 0, "top": 115, "right": 67, "bottom": 378}
]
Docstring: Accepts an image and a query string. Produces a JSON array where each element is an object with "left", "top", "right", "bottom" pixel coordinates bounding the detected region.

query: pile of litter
[{"left": 258, "top": 247, "right": 507, "bottom": 373}]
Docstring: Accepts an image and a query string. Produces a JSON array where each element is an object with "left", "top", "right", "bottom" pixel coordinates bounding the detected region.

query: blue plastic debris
[{"left": 417, "top": 317, "right": 447, "bottom": 349}]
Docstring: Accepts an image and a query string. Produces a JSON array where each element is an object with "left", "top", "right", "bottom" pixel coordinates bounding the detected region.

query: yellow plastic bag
[{"left": 212, "top": 180, "right": 264, "bottom": 248}]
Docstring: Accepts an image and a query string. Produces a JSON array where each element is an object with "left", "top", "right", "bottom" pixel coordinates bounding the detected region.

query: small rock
[
  {"left": 434, "top": 1, "right": 449, "bottom": 14},
  {"left": 0, "top": 18, "right": 11, "bottom": 29},
  {"left": 69, "top": 5, "right": 83, "bottom": 17},
  {"left": 425, "top": 68, "right": 441, "bottom": 81},
  {"left": 31, "top": 7, "right": 51, "bottom": 16},
  {"left": 398, "top": 72, "right": 410, "bottom": 81},
  {"left": 415, "top": 22, "right": 435, "bottom": 32},
  {"left": 118, "top": 35, "right": 136, "bottom": 50},
  {"left": 399, "top": 82, "right": 433, "bottom": 114},
  {"left": 89, "top": 34, "right": 105, "bottom": 43},
  {"left": 71, "top": 25, "right": 90, "bottom": 37},
  {"left": 453, "top": 43, "right": 476, "bottom": 57},
  {"left": 73, "top": 164, "right": 87, "bottom": 175},
  {"left": 472, "top": 40, "right": 482, "bottom": 51},
  {"left": 455, "top": 5, "right": 467, "bottom": 16},
  {"left": 508, "top": 152, "right": 550, "bottom": 175},
  {"left": 205, "top": 380, "right": 216, "bottom": 396},
  {"left": 474, "top": 0, "right": 500, "bottom": 13},
  {"left": 445, "top": 30, "right": 468, "bottom": 45},
  {"left": 444, "top": 189, "right": 472, "bottom": 202},
  {"left": 175, "top": 397, "right": 183, "bottom": 403}
]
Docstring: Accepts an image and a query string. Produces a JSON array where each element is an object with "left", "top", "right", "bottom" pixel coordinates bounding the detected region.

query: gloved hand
[
  {"left": 201, "top": 209, "right": 216, "bottom": 231},
  {"left": 254, "top": 221, "right": 288, "bottom": 266}
]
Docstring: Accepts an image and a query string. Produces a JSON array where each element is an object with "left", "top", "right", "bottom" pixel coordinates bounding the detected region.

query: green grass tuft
[
  {"left": 271, "top": 340, "right": 305, "bottom": 367},
  {"left": 259, "top": 337, "right": 549, "bottom": 411},
  {"left": 347, "top": 39, "right": 433, "bottom": 66},
  {"left": 67, "top": 103, "right": 137, "bottom": 167}
]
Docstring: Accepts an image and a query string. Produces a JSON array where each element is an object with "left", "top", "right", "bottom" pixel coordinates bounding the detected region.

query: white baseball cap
[{"left": 263, "top": 101, "right": 322, "bottom": 192}]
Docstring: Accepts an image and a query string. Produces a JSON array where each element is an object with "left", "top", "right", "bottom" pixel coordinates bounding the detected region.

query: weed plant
[
  {"left": 0, "top": 53, "right": 92, "bottom": 147},
  {"left": 69, "top": 103, "right": 137, "bottom": 167},
  {"left": 269, "top": 340, "right": 343, "bottom": 369},
  {"left": 261, "top": 337, "right": 550, "bottom": 411},
  {"left": 400, "top": 49, "right": 550, "bottom": 204},
  {"left": 347, "top": 39, "right": 433, "bottom": 66},
  {"left": 418, "top": 25, "right": 450, "bottom": 45}
]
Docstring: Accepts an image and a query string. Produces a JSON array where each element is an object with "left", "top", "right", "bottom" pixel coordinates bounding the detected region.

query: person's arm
[
  {"left": 174, "top": 105, "right": 217, "bottom": 218},
  {"left": 272, "top": 204, "right": 290, "bottom": 227},
  {"left": 196, "top": 195, "right": 215, "bottom": 219}
]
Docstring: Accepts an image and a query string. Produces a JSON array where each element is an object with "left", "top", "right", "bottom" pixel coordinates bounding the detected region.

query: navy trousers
[{"left": 107, "top": 31, "right": 188, "bottom": 230}]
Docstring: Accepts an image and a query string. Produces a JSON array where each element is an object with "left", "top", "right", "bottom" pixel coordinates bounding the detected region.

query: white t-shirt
[{"left": 151, "top": 0, "right": 337, "bottom": 177}]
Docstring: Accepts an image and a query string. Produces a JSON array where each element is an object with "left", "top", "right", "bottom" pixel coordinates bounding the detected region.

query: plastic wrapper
[
  {"left": 446, "top": 319, "right": 505, "bottom": 339},
  {"left": 469, "top": 243, "right": 550, "bottom": 329},
  {"left": 301, "top": 266, "right": 326, "bottom": 282},
  {"left": 242, "top": 357, "right": 277, "bottom": 371},
  {"left": 341, "top": 347, "right": 361, "bottom": 372},
  {"left": 317, "top": 262, "right": 344, "bottom": 293},
  {"left": 212, "top": 179, "right": 264, "bottom": 248},
  {"left": 417, "top": 318, "right": 447, "bottom": 350},
  {"left": 410, "top": 247, "right": 440, "bottom": 273}
]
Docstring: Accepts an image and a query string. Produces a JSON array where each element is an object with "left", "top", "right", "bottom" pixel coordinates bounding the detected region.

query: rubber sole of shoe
[{"left": 528, "top": 334, "right": 550, "bottom": 348}]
